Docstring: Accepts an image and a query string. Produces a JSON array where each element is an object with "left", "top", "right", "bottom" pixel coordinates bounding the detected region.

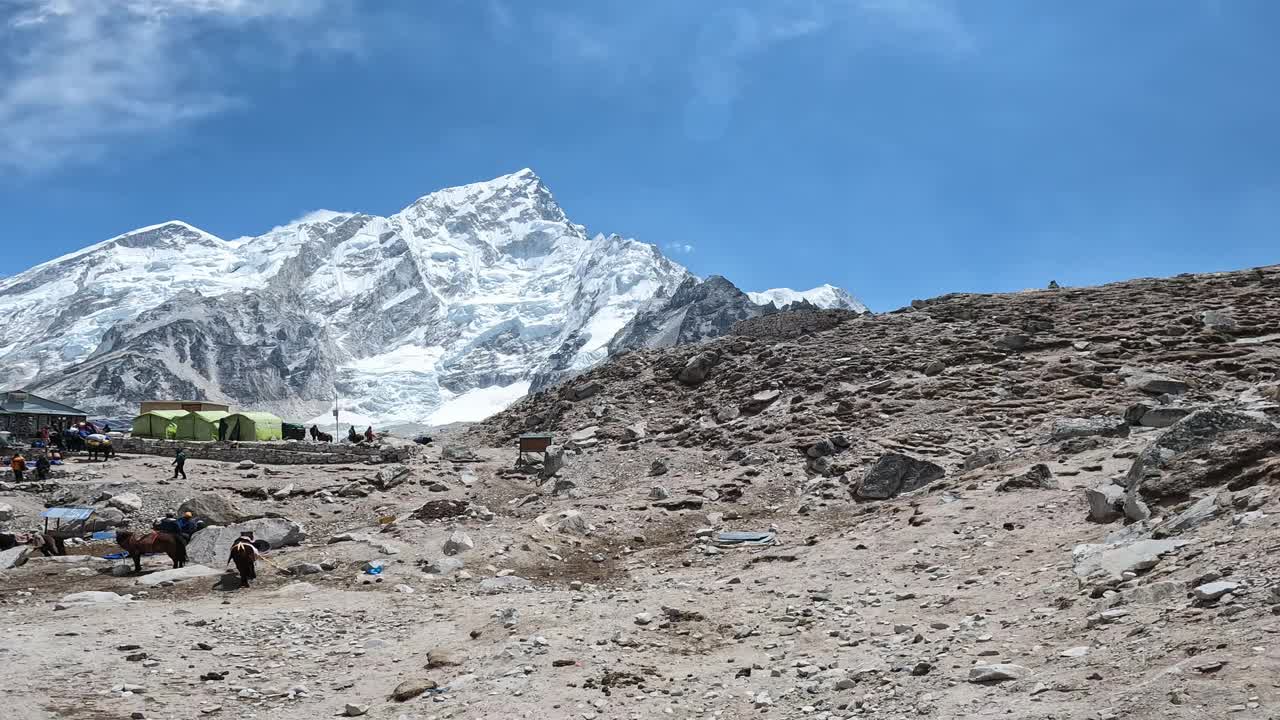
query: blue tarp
[{"left": 41, "top": 507, "right": 95, "bottom": 521}]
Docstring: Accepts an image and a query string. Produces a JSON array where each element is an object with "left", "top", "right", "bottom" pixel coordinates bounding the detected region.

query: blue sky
[{"left": 2, "top": 0, "right": 1278, "bottom": 311}]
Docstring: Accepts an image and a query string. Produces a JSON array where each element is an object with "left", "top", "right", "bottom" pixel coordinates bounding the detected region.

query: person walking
[
  {"left": 34, "top": 454, "right": 50, "bottom": 481},
  {"left": 10, "top": 452, "right": 26, "bottom": 483},
  {"left": 173, "top": 448, "right": 187, "bottom": 479}
]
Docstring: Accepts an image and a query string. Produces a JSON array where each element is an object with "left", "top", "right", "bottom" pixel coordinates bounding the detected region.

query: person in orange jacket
[{"left": 10, "top": 452, "right": 26, "bottom": 483}]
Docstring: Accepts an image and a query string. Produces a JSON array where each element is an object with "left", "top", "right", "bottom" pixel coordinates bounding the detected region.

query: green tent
[
  {"left": 222, "top": 412, "right": 283, "bottom": 442},
  {"left": 131, "top": 410, "right": 186, "bottom": 439},
  {"left": 175, "top": 410, "right": 230, "bottom": 441}
]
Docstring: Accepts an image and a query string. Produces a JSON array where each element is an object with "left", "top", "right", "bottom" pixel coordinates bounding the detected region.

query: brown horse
[
  {"left": 227, "top": 539, "right": 258, "bottom": 588},
  {"left": 117, "top": 530, "right": 187, "bottom": 574}
]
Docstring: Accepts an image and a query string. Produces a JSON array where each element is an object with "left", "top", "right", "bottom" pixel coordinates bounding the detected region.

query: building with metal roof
[{"left": 0, "top": 390, "right": 88, "bottom": 437}]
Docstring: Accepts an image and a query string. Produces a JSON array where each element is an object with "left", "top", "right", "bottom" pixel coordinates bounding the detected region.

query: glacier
[{"left": 0, "top": 169, "right": 862, "bottom": 425}]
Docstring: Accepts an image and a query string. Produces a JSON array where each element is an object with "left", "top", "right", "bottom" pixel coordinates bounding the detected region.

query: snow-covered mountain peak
[
  {"left": 749, "top": 284, "right": 869, "bottom": 313},
  {"left": 2, "top": 170, "right": 860, "bottom": 426}
]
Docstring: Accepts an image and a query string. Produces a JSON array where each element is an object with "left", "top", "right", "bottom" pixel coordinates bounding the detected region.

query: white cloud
[
  {"left": 665, "top": 242, "right": 696, "bottom": 255},
  {"left": 0, "top": 0, "right": 362, "bottom": 172}
]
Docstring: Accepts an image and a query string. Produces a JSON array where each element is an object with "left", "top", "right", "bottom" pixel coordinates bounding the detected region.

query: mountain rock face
[{"left": 0, "top": 170, "right": 860, "bottom": 425}]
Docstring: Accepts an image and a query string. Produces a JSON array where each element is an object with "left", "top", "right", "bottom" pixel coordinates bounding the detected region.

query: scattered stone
[
  {"left": 968, "top": 664, "right": 1029, "bottom": 683},
  {"left": 443, "top": 530, "right": 475, "bottom": 556},
  {"left": 390, "top": 678, "right": 437, "bottom": 701},
  {"left": 855, "top": 453, "right": 945, "bottom": 500}
]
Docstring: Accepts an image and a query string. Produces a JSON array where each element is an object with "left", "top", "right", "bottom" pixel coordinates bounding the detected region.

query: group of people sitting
[
  {"left": 348, "top": 425, "right": 377, "bottom": 445},
  {"left": 3, "top": 450, "right": 57, "bottom": 482}
]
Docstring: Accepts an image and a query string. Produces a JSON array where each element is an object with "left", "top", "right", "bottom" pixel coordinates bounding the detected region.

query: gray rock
[
  {"left": 994, "top": 334, "right": 1031, "bottom": 351},
  {"left": 968, "top": 664, "right": 1029, "bottom": 683},
  {"left": 1085, "top": 484, "right": 1126, "bottom": 523},
  {"left": 136, "top": 565, "right": 222, "bottom": 586},
  {"left": 372, "top": 464, "right": 410, "bottom": 490},
  {"left": 997, "top": 464, "right": 1057, "bottom": 491},
  {"left": 91, "top": 506, "right": 127, "bottom": 529},
  {"left": 740, "top": 389, "right": 781, "bottom": 414},
  {"left": 107, "top": 492, "right": 144, "bottom": 513},
  {"left": 623, "top": 422, "right": 647, "bottom": 442},
  {"left": 422, "top": 557, "right": 465, "bottom": 575},
  {"left": 344, "top": 703, "right": 368, "bottom": 717},
  {"left": 648, "top": 485, "right": 670, "bottom": 500},
  {"left": 288, "top": 562, "right": 324, "bottom": 576},
  {"left": 1072, "top": 539, "right": 1189, "bottom": 586},
  {"left": 479, "top": 575, "right": 531, "bottom": 594},
  {"left": 923, "top": 360, "right": 946, "bottom": 376},
  {"left": 0, "top": 546, "right": 31, "bottom": 570},
  {"left": 855, "top": 453, "right": 945, "bottom": 500},
  {"left": 1050, "top": 416, "right": 1130, "bottom": 441},
  {"left": 186, "top": 518, "right": 306, "bottom": 565},
  {"left": 962, "top": 447, "right": 1007, "bottom": 471},
  {"left": 1193, "top": 581, "right": 1240, "bottom": 602},
  {"left": 236, "top": 460, "right": 256, "bottom": 470},
  {"left": 1128, "top": 373, "right": 1189, "bottom": 396},
  {"left": 443, "top": 530, "right": 475, "bottom": 556},
  {"left": 272, "top": 484, "right": 295, "bottom": 500},
  {"left": 178, "top": 493, "right": 248, "bottom": 526},
  {"left": 1162, "top": 493, "right": 1221, "bottom": 534},
  {"left": 442, "top": 445, "right": 478, "bottom": 462},
  {"left": 566, "top": 380, "right": 604, "bottom": 401},
  {"left": 540, "top": 444, "right": 565, "bottom": 479},
  {"left": 0, "top": 502, "right": 11, "bottom": 522},
  {"left": 678, "top": 352, "right": 717, "bottom": 385},
  {"left": 1125, "top": 407, "right": 1278, "bottom": 503},
  {"left": 649, "top": 458, "right": 669, "bottom": 476},
  {"left": 1124, "top": 580, "right": 1186, "bottom": 605},
  {"left": 55, "top": 591, "right": 133, "bottom": 609},
  {"left": 1138, "top": 406, "right": 1192, "bottom": 428},
  {"left": 1200, "top": 309, "right": 1236, "bottom": 333}
]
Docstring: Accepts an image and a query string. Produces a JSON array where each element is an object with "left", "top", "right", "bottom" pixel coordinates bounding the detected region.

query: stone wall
[{"left": 114, "top": 437, "right": 417, "bottom": 465}]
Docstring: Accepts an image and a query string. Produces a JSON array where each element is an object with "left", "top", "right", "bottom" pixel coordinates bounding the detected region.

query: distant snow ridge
[
  {"left": 748, "top": 284, "right": 868, "bottom": 313},
  {"left": 0, "top": 169, "right": 858, "bottom": 425}
]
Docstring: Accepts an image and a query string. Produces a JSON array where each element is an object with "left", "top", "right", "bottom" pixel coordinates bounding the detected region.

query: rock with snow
[{"left": 55, "top": 591, "right": 133, "bottom": 610}]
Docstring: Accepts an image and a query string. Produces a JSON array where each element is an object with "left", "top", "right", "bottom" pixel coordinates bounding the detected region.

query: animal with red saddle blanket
[{"left": 116, "top": 529, "right": 187, "bottom": 575}]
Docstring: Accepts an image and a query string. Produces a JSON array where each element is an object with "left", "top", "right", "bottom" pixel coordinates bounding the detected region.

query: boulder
[
  {"left": 649, "top": 485, "right": 670, "bottom": 500},
  {"left": 390, "top": 678, "right": 438, "bottom": 702},
  {"left": 236, "top": 460, "right": 256, "bottom": 470},
  {"left": 1160, "top": 493, "right": 1221, "bottom": 535},
  {"left": 1072, "top": 539, "right": 1189, "bottom": 586},
  {"left": 740, "top": 390, "right": 781, "bottom": 415},
  {"left": 1050, "top": 416, "right": 1130, "bottom": 442},
  {"left": 961, "top": 447, "right": 1007, "bottom": 471},
  {"left": 855, "top": 453, "right": 944, "bottom": 500},
  {"left": 1128, "top": 373, "right": 1189, "bottom": 396},
  {"left": 994, "top": 334, "right": 1031, "bottom": 351},
  {"left": 968, "top": 664, "right": 1029, "bottom": 683},
  {"left": 623, "top": 422, "right": 647, "bottom": 442},
  {"left": 0, "top": 502, "right": 13, "bottom": 522},
  {"left": 678, "top": 352, "right": 717, "bottom": 385},
  {"left": 566, "top": 381, "right": 604, "bottom": 401},
  {"left": 649, "top": 459, "right": 669, "bottom": 476},
  {"left": 1126, "top": 408, "right": 1279, "bottom": 503},
  {"left": 186, "top": 518, "right": 306, "bottom": 565},
  {"left": 1193, "top": 581, "right": 1240, "bottom": 602},
  {"left": 1085, "top": 484, "right": 1126, "bottom": 523},
  {"left": 107, "top": 493, "right": 143, "bottom": 513},
  {"left": 136, "top": 565, "right": 222, "bottom": 586},
  {"left": 1200, "top": 309, "right": 1236, "bottom": 333},
  {"left": 1138, "top": 406, "right": 1193, "bottom": 428},
  {"left": 540, "top": 445, "right": 565, "bottom": 479},
  {"left": 537, "top": 509, "right": 590, "bottom": 535},
  {"left": 442, "top": 530, "right": 475, "bottom": 556},
  {"left": 997, "top": 464, "right": 1057, "bottom": 491},
  {"left": 0, "top": 546, "right": 31, "bottom": 570},
  {"left": 178, "top": 493, "right": 248, "bottom": 526},
  {"left": 372, "top": 464, "right": 410, "bottom": 490},
  {"left": 91, "top": 506, "right": 127, "bottom": 529}
]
